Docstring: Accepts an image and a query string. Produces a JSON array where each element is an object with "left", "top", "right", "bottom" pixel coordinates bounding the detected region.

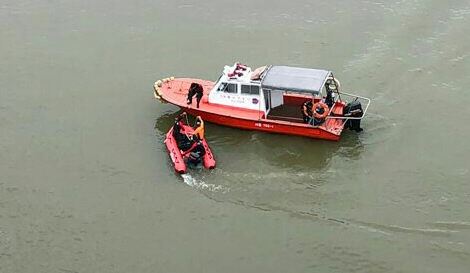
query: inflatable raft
[{"left": 164, "top": 124, "right": 216, "bottom": 174}]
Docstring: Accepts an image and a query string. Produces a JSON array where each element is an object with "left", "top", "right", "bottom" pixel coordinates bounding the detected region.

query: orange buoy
[{"left": 312, "top": 101, "right": 329, "bottom": 120}]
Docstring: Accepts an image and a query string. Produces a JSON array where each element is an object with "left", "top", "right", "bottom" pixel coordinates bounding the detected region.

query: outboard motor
[{"left": 344, "top": 100, "right": 364, "bottom": 132}]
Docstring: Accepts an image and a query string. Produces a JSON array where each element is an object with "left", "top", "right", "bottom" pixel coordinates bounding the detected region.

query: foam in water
[{"left": 181, "top": 173, "right": 227, "bottom": 192}]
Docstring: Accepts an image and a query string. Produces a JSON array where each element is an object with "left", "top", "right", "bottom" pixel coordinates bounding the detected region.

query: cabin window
[
  {"left": 217, "top": 82, "right": 238, "bottom": 93},
  {"left": 241, "top": 85, "right": 260, "bottom": 95}
]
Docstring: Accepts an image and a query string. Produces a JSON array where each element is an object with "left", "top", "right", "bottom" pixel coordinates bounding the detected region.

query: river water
[{"left": 1, "top": 0, "right": 470, "bottom": 272}]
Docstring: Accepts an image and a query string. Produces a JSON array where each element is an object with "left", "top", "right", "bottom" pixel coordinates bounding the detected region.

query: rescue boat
[
  {"left": 164, "top": 123, "right": 216, "bottom": 174},
  {"left": 154, "top": 63, "right": 370, "bottom": 141}
]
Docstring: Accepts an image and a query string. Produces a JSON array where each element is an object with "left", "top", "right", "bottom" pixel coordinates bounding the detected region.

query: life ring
[
  {"left": 333, "top": 78, "right": 341, "bottom": 89},
  {"left": 312, "top": 101, "right": 329, "bottom": 119},
  {"left": 326, "top": 76, "right": 341, "bottom": 91}
]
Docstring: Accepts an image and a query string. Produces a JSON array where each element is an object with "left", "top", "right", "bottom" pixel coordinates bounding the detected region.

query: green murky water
[{"left": 1, "top": 1, "right": 470, "bottom": 272}]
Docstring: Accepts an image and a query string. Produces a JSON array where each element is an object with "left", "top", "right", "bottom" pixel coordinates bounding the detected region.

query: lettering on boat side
[
  {"left": 255, "top": 122, "right": 274, "bottom": 129},
  {"left": 252, "top": 98, "right": 259, "bottom": 104},
  {"left": 230, "top": 97, "right": 245, "bottom": 104}
]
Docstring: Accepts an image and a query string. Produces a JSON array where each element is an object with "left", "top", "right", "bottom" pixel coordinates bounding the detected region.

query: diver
[
  {"left": 180, "top": 116, "right": 206, "bottom": 166},
  {"left": 182, "top": 140, "right": 206, "bottom": 166},
  {"left": 187, "top": 82, "right": 204, "bottom": 108},
  {"left": 301, "top": 99, "right": 314, "bottom": 124},
  {"left": 172, "top": 112, "right": 192, "bottom": 151},
  {"left": 172, "top": 112, "right": 185, "bottom": 138}
]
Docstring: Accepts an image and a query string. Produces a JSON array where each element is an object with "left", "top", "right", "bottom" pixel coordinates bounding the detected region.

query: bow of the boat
[{"left": 153, "top": 77, "right": 214, "bottom": 107}]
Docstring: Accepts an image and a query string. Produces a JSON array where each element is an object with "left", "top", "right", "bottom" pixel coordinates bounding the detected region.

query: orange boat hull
[
  {"left": 164, "top": 124, "right": 216, "bottom": 174},
  {"left": 155, "top": 78, "right": 345, "bottom": 141}
]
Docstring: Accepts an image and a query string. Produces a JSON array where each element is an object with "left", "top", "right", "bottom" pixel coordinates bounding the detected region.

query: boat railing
[{"left": 326, "top": 91, "right": 371, "bottom": 120}]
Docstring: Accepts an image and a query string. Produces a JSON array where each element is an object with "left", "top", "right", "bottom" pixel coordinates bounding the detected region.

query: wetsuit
[
  {"left": 325, "top": 90, "right": 334, "bottom": 108},
  {"left": 183, "top": 141, "right": 206, "bottom": 165},
  {"left": 187, "top": 83, "right": 204, "bottom": 108},
  {"left": 173, "top": 116, "right": 192, "bottom": 151},
  {"left": 301, "top": 101, "right": 313, "bottom": 123}
]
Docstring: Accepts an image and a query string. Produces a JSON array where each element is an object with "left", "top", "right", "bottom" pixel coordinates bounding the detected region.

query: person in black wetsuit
[
  {"left": 182, "top": 140, "right": 206, "bottom": 165},
  {"left": 301, "top": 99, "right": 313, "bottom": 124},
  {"left": 172, "top": 112, "right": 192, "bottom": 151},
  {"left": 187, "top": 83, "right": 204, "bottom": 108}
]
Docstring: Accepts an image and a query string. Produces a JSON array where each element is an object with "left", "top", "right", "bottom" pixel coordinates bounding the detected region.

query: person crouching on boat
[
  {"left": 301, "top": 99, "right": 314, "bottom": 124},
  {"left": 187, "top": 83, "right": 204, "bottom": 108},
  {"left": 192, "top": 116, "right": 205, "bottom": 140}
]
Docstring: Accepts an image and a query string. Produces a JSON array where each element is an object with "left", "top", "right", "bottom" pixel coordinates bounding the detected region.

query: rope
[{"left": 185, "top": 114, "right": 189, "bottom": 126}]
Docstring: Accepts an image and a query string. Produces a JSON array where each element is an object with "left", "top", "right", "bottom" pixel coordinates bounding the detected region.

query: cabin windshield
[
  {"left": 217, "top": 82, "right": 238, "bottom": 93},
  {"left": 241, "top": 84, "right": 260, "bottom": 95}
]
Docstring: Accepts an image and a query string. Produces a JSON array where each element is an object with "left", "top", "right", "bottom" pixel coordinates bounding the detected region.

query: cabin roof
[{"left": 261, "top": 66, "right": 331, "bottom": 94}]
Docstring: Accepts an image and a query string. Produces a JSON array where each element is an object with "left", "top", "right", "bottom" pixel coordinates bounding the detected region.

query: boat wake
[{"left": 181, "top": 173, "right": 228, "bottom": 193}]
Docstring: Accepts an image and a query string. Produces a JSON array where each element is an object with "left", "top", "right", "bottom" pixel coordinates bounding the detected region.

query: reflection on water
[
  {"left": 3, "top": 0, "right": 470, "bottom": 271},
  {"left": 154, "top": 109, "right": 365, "bottom": 172}
]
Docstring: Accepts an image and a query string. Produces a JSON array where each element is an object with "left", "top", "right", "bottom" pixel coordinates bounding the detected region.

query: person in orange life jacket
[
  {"left": 192, "top": 116, "right": 205, "bottom": 140},
  {"left": 187, "top": 83, "right": 204, "bottom": 108},
  {"left": 301, "top": 99, "right": 314, "bottom": 124}
]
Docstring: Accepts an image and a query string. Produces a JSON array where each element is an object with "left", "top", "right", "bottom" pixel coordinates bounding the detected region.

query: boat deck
[
  {"left": 155, "top": 78, "right": 347, "bottom": 139},
  {"left": 267, "top": 102, "right": 346, "bottom": 133},
  {"left": 157, "top": 78, "right": 264, "bottom": 120},
  {"left": 267, "top": 105, "right": 304, "bottom": 123}
]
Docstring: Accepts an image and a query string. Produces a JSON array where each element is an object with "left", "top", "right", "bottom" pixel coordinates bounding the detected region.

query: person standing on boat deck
[
  {"left": 187, "top": 83, "right": 204, "bottom": 108},
  {"left": 192, "top": 116, "right": 205, "bottom": 140},
  {"left": 325, "top": 88, "right": 334, "bottom": 108},
  {"left": 301, "top": 99, "right": 314, "bottom": 124}
]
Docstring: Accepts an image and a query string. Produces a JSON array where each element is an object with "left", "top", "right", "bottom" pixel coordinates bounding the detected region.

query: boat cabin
[
  {"left": 208, "top": 64, "right": 265, "bottom": 112},
  {"left": 208, "top": 63, "right": 341, "bottom": 123}
]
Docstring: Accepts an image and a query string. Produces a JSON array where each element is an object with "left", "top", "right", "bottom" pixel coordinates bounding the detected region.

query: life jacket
[{"left": 193, "top": 120, "right": 205, "bottom": 140}]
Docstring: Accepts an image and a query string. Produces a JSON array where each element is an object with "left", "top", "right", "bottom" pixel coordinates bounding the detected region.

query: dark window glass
[
  {"left": 241, "top": 85, "right": 260, "bottom": 95},
  {"left": 226, "top": 83, "right": 237, "bottom": 93},
  {"left": 217, "top": 82, "right": 237, "bottom": 93},
  {"left": 217, "top": 82, "right": 227, "bottom": 91}
]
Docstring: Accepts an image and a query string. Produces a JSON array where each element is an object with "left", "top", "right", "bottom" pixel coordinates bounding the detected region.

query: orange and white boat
[{"left": 153, "top": 63, "right": 370, "bottom": 141}]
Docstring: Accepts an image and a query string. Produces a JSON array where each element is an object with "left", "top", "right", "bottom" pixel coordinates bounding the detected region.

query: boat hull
[
  {"left": 155, "top": 78, "right": 343, "bottom": 141},
  {"left": 183, "top": 108, "right": 341, "bottom": 141}
]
